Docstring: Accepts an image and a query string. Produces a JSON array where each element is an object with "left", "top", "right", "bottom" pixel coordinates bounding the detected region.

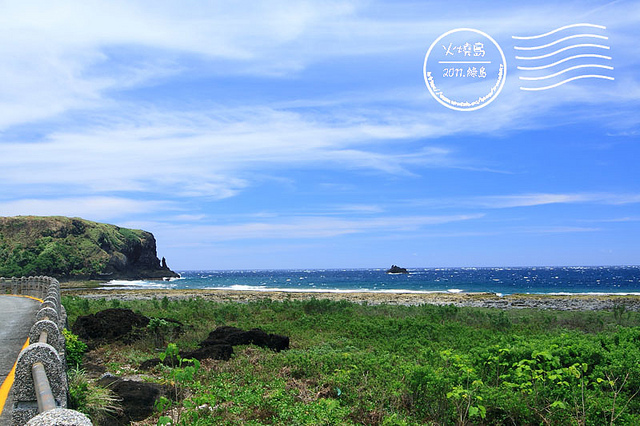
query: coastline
[{"left": 62, "top": 287, "right": 640, "bottom": 311}]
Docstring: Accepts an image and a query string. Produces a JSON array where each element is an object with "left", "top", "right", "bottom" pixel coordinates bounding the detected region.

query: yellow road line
[
  {"left": 0, "top": 293, "right": 46, "bottom": 415},
  {"left": 0, "top": 338, "right": 30, "bottom": 416},
  {"left": 2, "top": 294, "right": 44, "bottom": 303}
]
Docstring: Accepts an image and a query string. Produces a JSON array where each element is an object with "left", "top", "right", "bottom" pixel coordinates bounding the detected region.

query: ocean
[{"left": 103, "top": 266, "right": 640, "bottom": 296}]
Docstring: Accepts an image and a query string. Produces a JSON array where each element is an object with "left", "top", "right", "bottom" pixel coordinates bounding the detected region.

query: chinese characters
[
  {"left": 442, "top": 66, "right": 487, "bottom": 78},
  {"left": 442, "top": 42, "right": 486, "bottom": 57}
]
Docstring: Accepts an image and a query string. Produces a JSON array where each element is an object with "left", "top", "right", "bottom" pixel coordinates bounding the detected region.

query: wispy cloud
[
  {"left": 579, "top": 216, "right": 640, "bottom": 223},
  {"left": 0, "top": 107, "right": 464, "bottom": 200},
  {"left": 0, "top": 1, "right": 637, "bottom": 268},
  {"left": 413, "top": 193, "right": 640, "bottom": 209},
  {"left": 0, "top": 0, "right": 636, "bottom": 133},
  {"left": 127, "top": 213, "right": 484, "bottom": 243},
  {"left": 0, "top": 197, "right": 175, "bottom": 221}
]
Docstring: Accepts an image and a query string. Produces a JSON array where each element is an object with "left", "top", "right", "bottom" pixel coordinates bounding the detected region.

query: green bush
[{"left": 63, "top": 329, "right": 88, "bottom": 369}]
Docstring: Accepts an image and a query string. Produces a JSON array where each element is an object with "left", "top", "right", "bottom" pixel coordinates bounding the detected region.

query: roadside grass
[{"left": 62, "top": 296, "right": 640, "bottom": 425}]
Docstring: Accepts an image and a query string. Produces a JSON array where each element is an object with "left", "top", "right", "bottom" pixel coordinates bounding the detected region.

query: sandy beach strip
[{"left": 61, "top": 287, "right": 640, "bottom": 311}]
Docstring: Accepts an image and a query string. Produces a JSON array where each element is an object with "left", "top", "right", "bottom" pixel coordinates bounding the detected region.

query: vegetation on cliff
[{"left": 0, "top": 216, "right": 178, "bottom": 279}]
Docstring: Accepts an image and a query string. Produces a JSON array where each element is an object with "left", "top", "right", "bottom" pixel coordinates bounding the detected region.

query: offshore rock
[{"left": 386, "top": 265, "right": 408, "bottom": 274}]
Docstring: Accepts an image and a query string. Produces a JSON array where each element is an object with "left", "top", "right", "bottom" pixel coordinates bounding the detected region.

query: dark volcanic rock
[
  {"left": 200, "top": 326, "right": 290, "bottom": 352},
  {"left": 97, "top": 375, "right": 177, "bottom": 425},
  {"left": 102, "top": 229, "right": 180, "bottom": 280},
  {"left": 140, "top": 326, "right": 289, "bottom": 369},
  {"left": 386, "top": 265, "right": 408, "bottom": 274},
  {"left": 72, "top": 308, "right": 150, "bottom": 342},
  {"left": 183, "top": 344, "right": 234, "bottom": 361}
]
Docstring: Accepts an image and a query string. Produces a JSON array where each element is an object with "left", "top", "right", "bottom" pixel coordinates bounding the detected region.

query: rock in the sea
[{"left": 386, "top": 265, "right": 408, "bottom": 274}]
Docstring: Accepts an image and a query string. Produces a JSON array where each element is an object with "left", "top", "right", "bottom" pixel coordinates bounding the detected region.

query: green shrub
[{"left": 63, "top": 329, "right": 88, "bottom": 369}]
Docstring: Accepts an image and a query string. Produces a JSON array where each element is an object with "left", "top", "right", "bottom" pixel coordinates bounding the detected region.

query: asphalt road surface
[{"left": 0, "top": 295, "right": 41, "bottom": 422}]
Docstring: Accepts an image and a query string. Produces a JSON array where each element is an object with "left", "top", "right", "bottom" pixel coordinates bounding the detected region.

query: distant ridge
[{"left": 0, "top": 216, "right": 179, "bottom": 280}]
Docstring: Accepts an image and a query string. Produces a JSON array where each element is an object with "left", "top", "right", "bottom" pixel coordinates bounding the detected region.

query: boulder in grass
[
  {"left": 72, "top": 308, "right": 149, "bottom": 342},
  {"left": 199, "top": 326, "right": 289, "bottom": 352},
  {"left": 96, "top": 375, "right": 178, "bottom": 425},
  {"left": 140, "top": 326, "right": 289, "bottom": 369}
]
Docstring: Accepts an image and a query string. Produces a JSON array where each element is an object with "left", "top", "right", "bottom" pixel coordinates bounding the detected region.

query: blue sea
[{"left": 103, "top": 266, "right": 640, "bottom": 296}]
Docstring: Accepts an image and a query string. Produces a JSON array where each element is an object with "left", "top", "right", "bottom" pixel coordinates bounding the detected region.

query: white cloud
[
  {"left": 414, "top": 192, "right": 640, "bottom": 209},
  {"left": 0, "top": 197, "right": 175, "bottom": 221},
  {"left": 0, "top": 0, "right": 636, "bottom": 132},
  {"left": 0, "top": 0, "right": 637, "bottom": 212},
  {"left": 128, "top": 213, "right": 484, "bottom": 243},
  {"left": 0, "top": 106, "right": 461, "bottom": 200},
  {"left": 519, "top": 226, "right": 601, "bottom": 234}
]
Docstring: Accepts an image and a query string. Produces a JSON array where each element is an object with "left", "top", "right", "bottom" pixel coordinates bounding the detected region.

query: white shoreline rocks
[{"left": 63, "top": 289, "right": 640, "bottom": 311}]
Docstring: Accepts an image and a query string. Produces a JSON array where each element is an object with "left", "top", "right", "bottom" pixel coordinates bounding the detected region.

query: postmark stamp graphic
[{"left": 423, "top": 28, "right": 507, "bottom": 111}]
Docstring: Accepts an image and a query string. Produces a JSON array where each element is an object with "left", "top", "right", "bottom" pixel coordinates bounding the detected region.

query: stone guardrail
[{"left": 0, "top": 276, "right": 91, "bottom": 426}]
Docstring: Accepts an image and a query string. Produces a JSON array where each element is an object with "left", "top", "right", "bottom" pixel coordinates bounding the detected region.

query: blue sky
[{"left": 1, "top": 0, "right": 639, "bottom": 269}]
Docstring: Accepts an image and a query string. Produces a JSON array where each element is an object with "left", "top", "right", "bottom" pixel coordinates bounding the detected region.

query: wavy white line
[
  {"left": 514, "top": 34, "right": 608, "bottom": 51},
  {"left": 516, "top": 44, "right": 610, "bottom": 60},
  {"left": 517, "top": 54, "right": 612, "bottom": 71},
  {"left": 512, "top": 23, "right": 606, "bottom": 40},
  {"left": 519, "top": 64, "right": 614, "bottom": 81},
  {"left": 520, "top": 74, "right": 615, "bottom": 91}
]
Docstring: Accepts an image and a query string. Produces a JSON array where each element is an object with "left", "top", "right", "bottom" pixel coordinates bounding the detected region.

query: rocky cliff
[{"left": 0, "top": 216, "right": 179, "bottom": 280}]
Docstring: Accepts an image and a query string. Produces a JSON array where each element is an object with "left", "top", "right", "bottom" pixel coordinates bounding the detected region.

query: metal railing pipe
[{"left": 31, "top": 362, "right": 57, "bottom": 413}]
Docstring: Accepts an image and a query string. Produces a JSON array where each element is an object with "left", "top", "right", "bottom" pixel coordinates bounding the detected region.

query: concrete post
[{"left": 12, "top": 343, "right": 68, "bottom": 425}]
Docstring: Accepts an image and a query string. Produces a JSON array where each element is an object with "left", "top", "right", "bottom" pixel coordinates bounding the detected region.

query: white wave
[
  {"left": 520, "top": 74, "right": 614, "bottom": 91},
  {"left": 517, "top": 54, "right": 612, "bottom": 71},
  {"left": 100, "top": 279, "right": 176, "bottom": 289},
  {"left": 512, "top": 23, "right": 606, "bottom": 40},
  {"left": 201, "top": 285, "right": 472, "bottom": 295},
  {"left": 515, "top": 44, "right": 610, "bottom": 61},
  {"left": 168, "top": 276, "right": 184, "bottom": 281},
  {"left": 519, "top": 64, "right": 613, "bottom": 81},
  {"left": 228, "top": 284, "right": 268, "bottom": 291},
  {"left": 514, "top": 34, "right": 608, "bottom": 51},
  {"left": 105, "top": 279, "right": 150, "bottom": 286}
]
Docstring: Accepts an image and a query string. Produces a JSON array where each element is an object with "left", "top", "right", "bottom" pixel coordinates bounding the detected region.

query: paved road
[{"left": 0, "top": 295, "right": 41, "bottom": 422}]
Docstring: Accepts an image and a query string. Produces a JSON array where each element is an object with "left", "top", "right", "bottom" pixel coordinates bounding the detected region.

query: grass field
[{"left": 62, "top": 295, "right": 640, "bottom": 425}]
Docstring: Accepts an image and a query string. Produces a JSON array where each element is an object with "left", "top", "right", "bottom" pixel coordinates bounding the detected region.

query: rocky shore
[{"left": 62, "top": 288, "right": 640, "bottom": 311}]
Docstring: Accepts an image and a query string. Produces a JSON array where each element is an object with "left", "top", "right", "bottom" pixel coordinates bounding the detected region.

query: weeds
[
  {"left": 61, "top": 296, "right": 640, "bottom": 425},
  {"left": 68, "top": 367, "right": 122, "bottom": 423}
]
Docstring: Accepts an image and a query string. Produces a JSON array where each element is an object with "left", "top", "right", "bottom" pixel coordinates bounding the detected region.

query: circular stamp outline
[{"left": 423, "top": 28, "right": 507, "bottom": 111}]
